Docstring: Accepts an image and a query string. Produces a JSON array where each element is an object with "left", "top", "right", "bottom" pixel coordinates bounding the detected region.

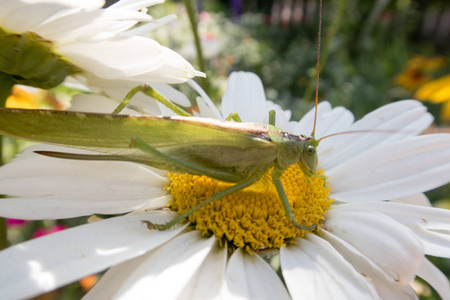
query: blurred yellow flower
[
  {"left": 5, "top": 86, "right": 39, "bottom": 109},
  {"left": 414, "top": 75, "right": 450, "bottom": 122},
  {"left": 394, "top": 55, "right": 446, "bottom": 91},
  {"left": 5, "top": 86, "right": 68, "bottom": 110}
]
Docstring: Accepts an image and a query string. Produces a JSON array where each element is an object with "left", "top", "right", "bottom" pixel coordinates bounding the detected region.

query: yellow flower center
[{"left": 167, "top": 165, "right": 333, "bottom": 251}]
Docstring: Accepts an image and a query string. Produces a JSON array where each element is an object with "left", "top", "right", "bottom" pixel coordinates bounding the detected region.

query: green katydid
[
  {"left": 0, "top": 107, "right": 321, "bottom": 231},
  {"left": 0, "top": 1, "right": 326, "bottom": 232}
]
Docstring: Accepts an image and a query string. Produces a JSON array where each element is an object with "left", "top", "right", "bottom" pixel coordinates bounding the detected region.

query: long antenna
[
  {"left": 312, "top": 0, "right": 323, "bottom": 137},
  {"left": 317, "top": 129, "right": 413, "bottom": 142},
  {"left": 317, "top": 130, "right": 371, "bottom": 142}
]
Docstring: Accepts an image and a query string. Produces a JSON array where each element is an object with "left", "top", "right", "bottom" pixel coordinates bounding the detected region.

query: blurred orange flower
[
  {"left": 394, "top": 55, "right": 446, "bottom": 91},
  {"left": 79, "top": 274, "right": 98, "bottom": 292}
]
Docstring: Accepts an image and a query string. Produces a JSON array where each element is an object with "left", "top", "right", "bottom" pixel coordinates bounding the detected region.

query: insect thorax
[{"left": 270, "top": 132, "right": 310, "bottom": 169}]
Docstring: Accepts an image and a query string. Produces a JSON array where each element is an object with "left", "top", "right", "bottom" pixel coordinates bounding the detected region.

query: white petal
[
  {"left": 343, "top": 201, "right": 450, "bottom": 258},
  {"left": 328, "top": 134, "right": 450, "bottom": 201},
  {"left": 81, "top": 76, "right": 168, "bottom": 115},
  {"left": 315, "top": 106, "right": 355, "bottom": 138},
  {"left": 59, "top": 36, "right": 164, "bottom": 79},
  {"left": 280, "top": 234, "right": 378, "bottom": 299},
  {"left": 221, "top": 72, "right": 268, "bottom": 123},
  {"left": 325, "top": 205, "right": 424, "bottom": 284},
  {"left": 124, "top": 14, "right": 177, "bottom": 37},
  {"left": 62, "top": 75, "right": 91, "bottom": 91},
  {"left": 261, "top": 100, "right": 292, "bottom": 130},
  {"left": 220, "top": 72, "right": 293, "bottom": 128},
  {"left": 109, "top": 0, "right": 163, "bottom": 10},
  {"left": 290, "top": 101, "right": 331, "bottom": 135},
  {"left": 15, "top": 0, "right": 105, "bottom": 10},
  {"left": 391, "top": 193, "right": 432, "bottom": 206},
  {"left": 0, "top": 146, "right": 167, "bottom": 219},
  {"left": 417, "top": 257, "right": 450, "bottom": 300},
  {"left": 188, "top": 79, "right": 222, "bottom": 119},
  {"left": 0, "top": 212, "right": 185, "bottom": 300},
  {"left": 0, "top": 0, "right": 24, "bottom": 20},
  {"left": 313, "top": 106, "right": 356, "bottom": 164},
  {"left": 353, "top": 100, "right": 432, "bottom": 136},
  {"left": 2, "top": 2, "right": 71, "bottom": 32},
  {"left": 83, "top": 251, "right": 151, "bottom": 299},
  {"left": 292, "top": 102, "right": 355, "bottom": 139},
  {"left": 82, "top": 79, "right": 181, "bottom": 116},
  {"left": 225, "top": 248, "right": 290, "bottom": 300},
  {"left": 195, "top": 95, "right": 222, "bottom": 119},
  {"left": 180, "top": 242, "right": 228, "bottom": 300},
  {"left": 127, "top": 46, "right": 203, "bottom": 83},
  {"left": 321, "top": 100, "right": 433, "bottom": 171},
  {"left": 70, "top": 93, "right": 139, "bottom": 114},
  {"left": 150, "top": 83, "right": 191, "bottom": 107},
  {"left": 36, "top": 9, "right": 152, "bottom": 43},
  {"left": 321, "top": 230, "right": 418, "bottom": 299},
  {"left": 85, "top": 231, "right": 215, "bottom": 299}
]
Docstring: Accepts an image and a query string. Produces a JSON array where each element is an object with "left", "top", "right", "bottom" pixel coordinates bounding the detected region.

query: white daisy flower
[
  {"left": 0, "top": 0, "right": 204, "bottom": 88},
  {"left": 0, "top": 72, "right": 450, "bottom": 299}
]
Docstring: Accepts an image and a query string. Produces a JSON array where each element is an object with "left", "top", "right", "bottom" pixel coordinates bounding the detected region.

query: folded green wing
[{"left": 0, "top": 108, "right": 278, "bottom": 168}]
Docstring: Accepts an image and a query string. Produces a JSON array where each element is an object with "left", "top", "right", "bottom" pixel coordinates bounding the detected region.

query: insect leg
[
  {"left": 224, "top": 112, "right": 242, "bottom": 122},
  {"left": 272, "top": 167, "right": 317, "bottom": 230},
  {"left": 112, "top": 85, "right": 143, "bottom": 114},
  {"left": 268, "top": 110, "right": 276, "bottom": 126},
  {"left": 34, "top": 151, "right": 170, "bottom": 170},
  {"left": 130, "top": 137, "right": 245, "bottom": 182},
  {"left": 112, "top": 84, "right": 192, "bottom": 117},
  {"left": 147, "top": 174, "right": 260, "bottom": 230},
  {"left": 225, "top": 110, "right": 276, "bottom": 125}
]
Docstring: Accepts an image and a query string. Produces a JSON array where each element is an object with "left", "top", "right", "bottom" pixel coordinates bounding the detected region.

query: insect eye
[{"left": 306, "top": 146, "right": 316, "bottom": 155}]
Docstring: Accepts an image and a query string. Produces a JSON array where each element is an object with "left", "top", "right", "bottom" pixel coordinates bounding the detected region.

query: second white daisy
[{"left": 0, "top": 0, "right": 204, "bottom": 89}]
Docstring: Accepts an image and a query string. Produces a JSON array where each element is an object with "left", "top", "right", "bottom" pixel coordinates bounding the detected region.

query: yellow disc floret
[{"left": 167, "top": 165, "right": 333, "bottom": 251}]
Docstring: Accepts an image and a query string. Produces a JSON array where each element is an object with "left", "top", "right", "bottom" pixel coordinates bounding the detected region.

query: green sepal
[{"left": 0, "top": 28, "right": 80, "bottom": 89}]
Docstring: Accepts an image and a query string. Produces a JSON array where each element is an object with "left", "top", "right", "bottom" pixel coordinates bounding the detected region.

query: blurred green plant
[{"left": 150, "top": 0, "right": 448, "bottom": 121}]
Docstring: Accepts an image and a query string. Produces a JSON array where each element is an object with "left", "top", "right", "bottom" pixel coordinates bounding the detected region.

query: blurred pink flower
[
  {"left": 33, "top": 224, "right": 66, "bottom": 239},
  {"left": 5, "top": 219, "right": 27, "bottom": 227}
]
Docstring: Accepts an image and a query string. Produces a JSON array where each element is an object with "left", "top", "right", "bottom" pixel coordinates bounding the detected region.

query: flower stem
[
  {"left": 0, "top": 72, "right": 13, "bottom": 107},
  {"left": 183, "top": 0, "right": 209, "bottom": 94},
  {"left": 0, "top": 72, "right": 14, "bottom": 165},
  {"left": 0, "top": 219, "right": 7, "bottom": 250},
  {"left": 0, "top": 72, "right": 14, "bottom": 250}
]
